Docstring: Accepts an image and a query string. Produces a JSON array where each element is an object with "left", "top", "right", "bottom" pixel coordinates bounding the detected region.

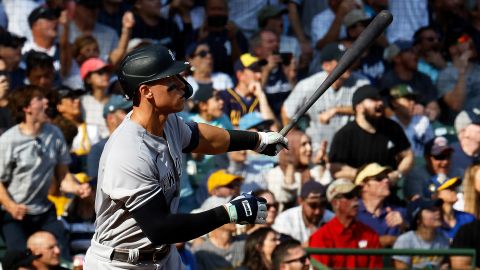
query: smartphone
[{"left": 279, "top": 52, "right": 293, "bottom": 66}]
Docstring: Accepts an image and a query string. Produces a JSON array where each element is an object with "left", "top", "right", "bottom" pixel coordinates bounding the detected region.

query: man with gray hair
[{"left": 449, "top": 107, "right": 480, "bottom": 177}]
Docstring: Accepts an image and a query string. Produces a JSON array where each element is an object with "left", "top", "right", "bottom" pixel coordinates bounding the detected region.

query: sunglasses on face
[
  {"left": 306, "top": 202, "right": 325, "bottom": 209},
  {"left": 283, "top": 254, "right": 308, "bottom": 264},
  {"left": 195, "top": 50, "right": 210, "bottom": 58},
  {"left": 369, "top": 172, "right": 390, "bottom": 182},
  {"left": 336, "top": 191, "right": 358, "bottom": 200}
]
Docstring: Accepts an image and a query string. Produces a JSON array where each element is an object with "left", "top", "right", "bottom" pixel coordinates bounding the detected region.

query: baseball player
[{"left": 84, "top": 44, "right": 288, "bottom": 269}]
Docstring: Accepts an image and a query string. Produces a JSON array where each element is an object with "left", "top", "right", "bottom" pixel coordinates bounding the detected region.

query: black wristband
[{"left": 227, "top": 129, "right": 259, "bottom": 152}]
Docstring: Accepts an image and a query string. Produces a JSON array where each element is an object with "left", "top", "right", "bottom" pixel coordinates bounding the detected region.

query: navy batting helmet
[{"left": 117, "top": 44, "right": 193, "bottom": 100}]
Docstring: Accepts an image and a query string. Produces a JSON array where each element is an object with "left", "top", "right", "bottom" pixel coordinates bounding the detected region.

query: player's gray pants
[{"left": 84, "top": 239, "right": 185, "bottom": 269}]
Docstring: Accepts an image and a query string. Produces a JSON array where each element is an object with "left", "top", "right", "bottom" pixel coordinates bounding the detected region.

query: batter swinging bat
[{"left": 279, "top": 10, "right": 393, "bottom": 136}]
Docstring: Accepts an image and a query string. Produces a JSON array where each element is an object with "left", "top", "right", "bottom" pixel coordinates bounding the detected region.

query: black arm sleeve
[
  {"left": 130, "top": 191, "right": 230, "bottom": 245},
  {"left": 227, "top": 129, "right": 259, "bottom": 152}
]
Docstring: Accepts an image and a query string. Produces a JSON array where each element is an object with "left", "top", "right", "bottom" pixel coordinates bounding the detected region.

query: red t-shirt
[{"left": 309, "top": 217, "right": 383, "bottom": 269}]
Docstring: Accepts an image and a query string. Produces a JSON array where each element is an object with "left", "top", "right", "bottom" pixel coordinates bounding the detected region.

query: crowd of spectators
[{"left": 0, "top": 0, "right": 480, "bottom": 269}]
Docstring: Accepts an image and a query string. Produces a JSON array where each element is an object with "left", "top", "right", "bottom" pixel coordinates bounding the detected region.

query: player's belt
[{"left": 111, "top": 245, "right": 171, "bottom": 263}]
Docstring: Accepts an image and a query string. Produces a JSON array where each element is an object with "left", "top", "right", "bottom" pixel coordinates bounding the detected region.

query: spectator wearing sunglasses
[
  {"left": 309, "top": 179, "right": 382, "bottom": 269},
  {"left": 412, "top": 26, "right": 446, "bottom": 83},
  {"left": 355, "top": 163, "right": 407, "bottom": 248},
  {"left": 404, "top": 136, "right": 455, "bottom": 200},
  {"left": 185, "top": 42, "right": 234, "bottom": 95},
  {"left": 272, "top": 238, "right": 310, "bottom": 270},
  {"left": 273, "top": 180, "right": 334, "bottom": 245}
]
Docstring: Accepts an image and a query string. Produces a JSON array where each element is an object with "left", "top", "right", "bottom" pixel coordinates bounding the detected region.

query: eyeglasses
[
  {"left": 306, "top": 202, "right": 325, "bottom": 209},
  {"left": 267, "top": 202, "right": 279, "bottom": 210},
  {"left": 195, "top": 50, "right": 210, "bottom": 58},
  {"left": 283, "top": 254, "right": 309, "bottom": 264}
]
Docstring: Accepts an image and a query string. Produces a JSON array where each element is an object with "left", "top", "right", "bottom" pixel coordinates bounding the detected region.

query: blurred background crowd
[{"left": 0, "top": 0, "right": 480, "bottom": 269}]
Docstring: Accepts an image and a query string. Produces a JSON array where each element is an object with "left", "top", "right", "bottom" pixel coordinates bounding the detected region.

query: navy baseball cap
[
  {"left": 103, "top": 95, "right": 133, "bottom": 118},
  {"left": 320, "top": 42, "right": 347, "bottom": 62},
  {"left": 407, "top": 198, "right": 443, "bottom": 230},
  {"left": 352, "top": 85, "right": 381, "bottom": 108},
  {"left": 300, "top": 180, "right": 326, "bottom": 199},
  {"left": 0, "top": 31, "right": 26, "bottom": 48},
  {"left": 28, "top": 6, "right": 58, "bottom": 28},
  {"left": 192, "top": 84, "right": 215, "bottom": 102}
]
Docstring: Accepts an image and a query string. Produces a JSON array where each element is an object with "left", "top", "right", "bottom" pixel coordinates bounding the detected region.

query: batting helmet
[{"left": 117, "top": 44, "right": 193, "bottom": 100}]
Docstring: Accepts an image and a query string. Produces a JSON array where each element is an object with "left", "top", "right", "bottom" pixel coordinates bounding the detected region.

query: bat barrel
[{"left": 279, "top": 10, "right": 393, "bottom": 137}]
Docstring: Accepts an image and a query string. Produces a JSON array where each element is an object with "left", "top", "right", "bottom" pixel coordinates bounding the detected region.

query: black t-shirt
[
  {"left": 329, "top": 118, "right": 411, "bottom": 168},
  {"left": 131, "top": 15, "right": 184, "bottom": 59},
  {"left": 451, "top": 220, "right": 480, "bottom": 267}
]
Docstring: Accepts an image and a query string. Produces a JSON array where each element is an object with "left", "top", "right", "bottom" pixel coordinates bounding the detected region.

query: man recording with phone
[{"left": 250, "top": 29, "right": 297, "bottom": 116}]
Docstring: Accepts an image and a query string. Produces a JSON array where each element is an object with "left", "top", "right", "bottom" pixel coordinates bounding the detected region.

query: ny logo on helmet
[{"left": 168, "top": 50, "right": 175, "bottom": 61}]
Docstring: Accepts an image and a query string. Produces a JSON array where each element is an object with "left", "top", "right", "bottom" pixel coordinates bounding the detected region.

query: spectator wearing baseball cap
[
  {"left": 393, "top": 198, "right": 449, "bottom": 269},
  {"left": 388, "top": 84, "right": 435, "bottom": 157},
  {"left": 256, "top": 4, "right": 302, "bottom": 67},
  {"left": 355, "top": 163, "right": 407, "bottom": 247},
  {"left": 188, "top": 84, "right": 232, "bottom": 195},
  {"left": 23, "top": 6, "right": 63, "bottom": 76},
  {"left": 272, "top": 180, "right": 334, "bottom": 244},
  {"left": 404, "top": 136, "right": 455, "bottom": 200},
  {"left": 309, "top": 178, "right": 383, "bottom": 269},
  {"left": 87, "top": 95, "right": 132, "bottom": 185},
  {"left": 329, "top": 84, "right": 413, "bottom": 185},
  {"left": 430, "top": 176, "right": 475, "bottom": 240},
  {"left": 343, "top": 8, "right": 387, "bottom": 85},
  {"left": 379, "top": 39, "right": 439, "bottom": 107},
  {"left": 218, "top": 53, "right": 275, "bottom": 127},
  {"left": 282, "top": 42, "right": 369, "bottom": 152},
  {"left": 80, "top": 57, "right": 113, "bottom": 138},
  {"left": 449, "top": 107, "right": 480, "bottom": 177}
]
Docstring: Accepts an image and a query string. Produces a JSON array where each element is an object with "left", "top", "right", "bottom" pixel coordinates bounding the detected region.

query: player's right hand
[{"left": 224, "top": 192, "right": 267, "bottom": 225}]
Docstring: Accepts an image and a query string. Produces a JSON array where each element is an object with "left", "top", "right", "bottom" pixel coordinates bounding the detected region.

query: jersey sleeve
[{"left": 172, "top": 114, "right": 196, "bottom": 151}]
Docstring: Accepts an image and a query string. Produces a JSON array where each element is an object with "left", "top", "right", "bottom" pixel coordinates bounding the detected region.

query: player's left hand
[
  {"left": 255, "top": 132, "right": 288, "bottom": 156},
  {"left": 224, "top": 192, "right": 267, "bottom": 224}
]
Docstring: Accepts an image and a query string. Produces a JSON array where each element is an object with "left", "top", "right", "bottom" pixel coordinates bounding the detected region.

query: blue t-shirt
[
  {"left": 442, "top": 210, "right": 475, "bottom": 240},
  {"left": 357, "top": 199, "right": 406, "bottom": 236}
]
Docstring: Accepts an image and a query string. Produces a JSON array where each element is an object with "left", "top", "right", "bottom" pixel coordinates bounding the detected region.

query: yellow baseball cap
[
  {"left": 354, "top": 163, "right": 392, "bottom": 185},
  {"left": 207, "top": 170, "right": 243, "bottom": 193},
  {"left": 436, "top": 177, "right": 462, "bottom": 192}
]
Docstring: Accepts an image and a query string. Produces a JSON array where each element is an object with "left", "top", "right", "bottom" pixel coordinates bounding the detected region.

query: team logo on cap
[{"left": 168, "top": 49, "right": 175, "bottom": 61}]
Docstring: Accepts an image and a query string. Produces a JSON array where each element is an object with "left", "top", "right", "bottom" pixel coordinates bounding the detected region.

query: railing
[{"left": 306, "top": 248, "right": 477, "bottom": 269}]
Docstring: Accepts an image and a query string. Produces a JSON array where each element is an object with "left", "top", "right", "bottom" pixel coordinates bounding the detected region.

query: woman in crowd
[
  {"left": 79, "top": 58, "right": 113, "bottom": 138},
  {"left": 463, "top": 163, "right": 480, "bottom": 218},
  {"left": 240, "top": 227, "right": 280, "bottom": 270},
  {"left": 266, "top": 129, "right": 330, "bottom": 210},
  {"left": 185, "top": 42, "right": 233, "bottom": 95}
]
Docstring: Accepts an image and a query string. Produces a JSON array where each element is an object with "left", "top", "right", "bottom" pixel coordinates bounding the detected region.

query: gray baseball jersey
[{"left": 85, "top": 112, "right": 192, "bottom": 268}]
